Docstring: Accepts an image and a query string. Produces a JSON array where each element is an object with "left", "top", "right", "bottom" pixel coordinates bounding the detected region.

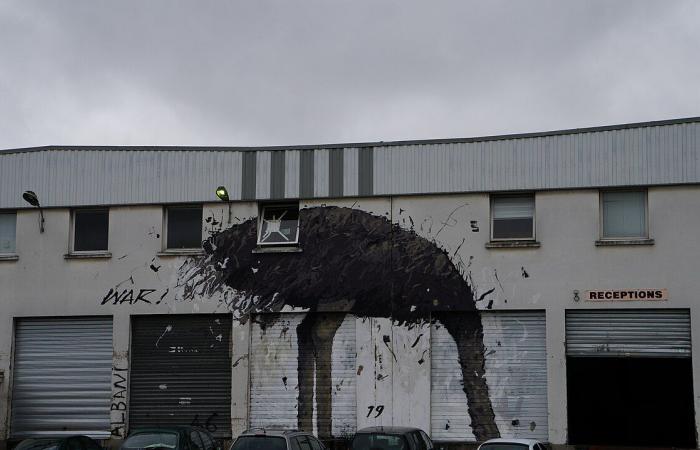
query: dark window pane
[
  {"left": 258, "top": 204, "right": 299, "bottom": 244},
  {"left": 351, "top": 434, "right": 408, "bottom": 450},
  {"left": 74, "top": 209, "right": 109, "bottom": 251},
  {"left": 493, "top": 217, "right": 533, "bottom": 239},
  {"left": 231, "top": 437, "right": 286, "bottom": 450},
  {"left": 167, "top": 206, "right": 202, "bottom": 249}
]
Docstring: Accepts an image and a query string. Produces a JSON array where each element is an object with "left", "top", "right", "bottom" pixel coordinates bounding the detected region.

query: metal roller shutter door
[
  {"left": 249, "top": 313, "right": 356, "bottom": 438},
  {"left": 11, "top": 317, "right": 113, "bottom": 438},
  {"left": 431, "top": 311, "right": 547, "bottom": 442},
  {"left": 129, "top": 315, "right": 232, "bottom": 437},
  {"left": 566, "top": 309, "right": 691, "bottom": 358}
]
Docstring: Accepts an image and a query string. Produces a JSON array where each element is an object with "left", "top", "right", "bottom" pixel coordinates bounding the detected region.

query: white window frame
[
  {"left": 257, "top": 203, "right": 300, "bottom": 246},
  {"left": 599, "top": 188, "right": 649, "bottom": 240},
  {"left": 70, "top": 208, "right": 110, "bottom": 254},
  {"left": 163, "top": 205, "right": 203, "bottom": 251},
  {"left": 0, "top": 210, "right": 17, "bottom": 255},
  {"left": 489, "top": 193, "right": 536, "bottom": 241}
]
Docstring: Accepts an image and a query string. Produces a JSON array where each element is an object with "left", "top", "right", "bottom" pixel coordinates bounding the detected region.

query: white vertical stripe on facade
[
  {"left": 255, "top": 151, "right": 271, "bottom": 200},
  {"left": 285, "top": 150, "right": 300, "bottom": 199},
  {"left": 314, "top": 149, "right": 330, "bottom": 198},
  {"left": 343, "top": 147, "right": 359, "bottom": 196},
  {"left": 1, "top": 121, "right": 699, "bottom": 207}
]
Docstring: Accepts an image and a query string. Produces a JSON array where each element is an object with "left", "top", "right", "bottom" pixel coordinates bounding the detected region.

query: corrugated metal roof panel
[{"left": 1, "top": 120, "right": 698, "bottom": 208}]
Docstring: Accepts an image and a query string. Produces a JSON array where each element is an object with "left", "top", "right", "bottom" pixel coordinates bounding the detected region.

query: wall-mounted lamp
[
  {"left": 215, "top": 186, "right": 229, "bottom": 202},
  {"left": 22, "top": 190, "right": 45, "bottom": 233},
  {"left": 216, "top": 186, "right": 232, "bottom": 224}
]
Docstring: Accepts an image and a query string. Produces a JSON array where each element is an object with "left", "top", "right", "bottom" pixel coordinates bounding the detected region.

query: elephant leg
[
  {"left": 296, "top": 312, "right": 346, "bottom": 438},
  {"left": 440, "top": 312, "right": 500, "bottom": 441}
]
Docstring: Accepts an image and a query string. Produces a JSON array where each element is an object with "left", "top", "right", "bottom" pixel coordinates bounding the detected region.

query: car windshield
[
  {"left": 15, "top": 439, "right": 62, "bottom": 450},
  {"left": 351, "top": 434, "right": 408, "bottom": 450},
  {"left": 231, "top": 436, "right": 287, "bottom": 450},
  {"left": 122, "top": 433, "right": 178, "bottom": 450},
  {"left": 480, "top": 444, "right": 529, "bottom": 450}
]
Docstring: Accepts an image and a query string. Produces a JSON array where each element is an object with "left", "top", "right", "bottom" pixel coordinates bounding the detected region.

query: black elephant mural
[{"left": 178, "top": 206, "right": 499, "bottom": 440}]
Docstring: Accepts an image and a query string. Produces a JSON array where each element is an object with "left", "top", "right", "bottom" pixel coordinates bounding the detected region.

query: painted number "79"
[{"left": 366, "top": 405, "right": 385, "bottom": 418}]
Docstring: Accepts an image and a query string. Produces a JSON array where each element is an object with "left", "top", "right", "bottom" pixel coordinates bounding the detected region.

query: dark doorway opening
[{"left": 567, "top": 357, "right": 696, "bottom": 448}]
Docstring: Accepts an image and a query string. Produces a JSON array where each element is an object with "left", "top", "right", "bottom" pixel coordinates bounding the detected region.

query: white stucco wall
[{"left": 1, "top": 186, "right": 699, "bottom": 446}]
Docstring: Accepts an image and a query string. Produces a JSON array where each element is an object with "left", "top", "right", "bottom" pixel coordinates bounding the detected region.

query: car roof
[
  {"left": 129, "top": 426, "right": 205, "bottom": 435},
  {"left": 480, "top": 439, "right": 543, "bottom": 446},
  {"left": 355, "top": 426, "right": 425, "bottom": 435},
  {"left": 239, "top": 428, "right": 310, "bottom": 437}
]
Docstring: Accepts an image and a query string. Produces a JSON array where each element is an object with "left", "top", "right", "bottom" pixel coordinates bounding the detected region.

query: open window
[{"left": 257, "top": 203, "right": 300, "bottom": 246}]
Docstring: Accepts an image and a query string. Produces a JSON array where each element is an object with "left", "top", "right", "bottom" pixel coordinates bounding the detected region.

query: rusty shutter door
[
  {"left": 11, "top": 317, "right": 113, "bottom": 439},
  {"left": 566, "top": 309, "right": 691, "bottom": 358},
  {"left": 249, "top": 313, "right": 356, "bottom": 438},
  {"left": 431, "top": 311, "right": 547, "bottom": 442},
  {"left": 129, "top": 314, "right": 232, "bottom": 437}
]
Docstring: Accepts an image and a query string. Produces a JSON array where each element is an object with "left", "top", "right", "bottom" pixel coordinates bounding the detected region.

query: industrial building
[{"left": 1, "top": 117, "right": 699, "bottom": 449}]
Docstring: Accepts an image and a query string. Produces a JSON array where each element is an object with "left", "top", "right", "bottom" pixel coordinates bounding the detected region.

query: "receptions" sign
[{"left": 585, "top": 289, "right": 668, "bottom": 301}]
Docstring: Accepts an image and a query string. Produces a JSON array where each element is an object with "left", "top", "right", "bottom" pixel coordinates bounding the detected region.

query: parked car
[
  {"left": 14, "top": 436, "right": 103, "bottom": 450},
  {"left": 351, "top": 427, "right": 433, "bottom": 450},
  {"left": 120, "top": 427, "right": 219, "bottom": 450},
  {"left": 477, "top": 439, "right": 547, "bottom": 450},
  {"left": 230, "top": 428, "right": 326, "bottom": 450}
]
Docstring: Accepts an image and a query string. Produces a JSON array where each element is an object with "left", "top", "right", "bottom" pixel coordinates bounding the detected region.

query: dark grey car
[{"left": 351, "top": 427, "right": 433, "bottom": 450}]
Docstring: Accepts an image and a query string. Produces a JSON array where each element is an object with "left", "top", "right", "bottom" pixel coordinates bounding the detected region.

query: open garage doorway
[{"left": 566, "top": 309, "right": 695, "bottom": 448}]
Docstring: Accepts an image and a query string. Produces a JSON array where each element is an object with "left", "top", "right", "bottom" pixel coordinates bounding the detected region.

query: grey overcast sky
[{"left": 1, "top": 1, "right": 699, "bottom": 149}]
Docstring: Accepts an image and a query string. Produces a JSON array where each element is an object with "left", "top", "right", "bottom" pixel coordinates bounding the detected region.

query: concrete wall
[{"left": 1, "top": 186, "right": 699, "bottom": 446}]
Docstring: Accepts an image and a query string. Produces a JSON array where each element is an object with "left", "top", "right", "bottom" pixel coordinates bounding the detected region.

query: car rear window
[
  {"left": 122, "top": 433, "right": 178, "bottom": 450},
  {"left": 480, "top": 444, "right": 529, "bottom": 450},
  {"left": 351, "top": 434, "right": 408, "bottom": 450},
  {"left": 231, "top": 436, "right": 287, "bottom": 450}
]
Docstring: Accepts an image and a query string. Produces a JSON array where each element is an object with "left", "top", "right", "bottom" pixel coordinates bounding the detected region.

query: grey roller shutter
[
  {"left": 129, "top": 315, "right": 232, "bottom": 437},
  {"left": 566, "top": 309, "right": 691, "bottom": 358},
  {"left": 11, "top": 317, "right": 113, "bottom": 438},
  {"left": 431, "top": 311, "right": 547, "bottom": 442},
  {"left": 250, "top": 313, "right": 356, "bottom": 438}
]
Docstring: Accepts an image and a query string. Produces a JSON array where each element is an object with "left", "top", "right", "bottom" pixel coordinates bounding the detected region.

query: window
[
  {"left": 73, "top": 209, "right": 109, "bottom": 252},
  {"left": 295, "top": 437, "right": 312, "bottom": 450},
  {"left": 491, "top": 194, "right": 535, "bottom": 240},
  {"left": 121, "top": 433, "right": 178, "bottom": 450},
  {"left": 257, "top": 203, "right": 300, "bottom": 245},
  {"left": 166, "top": 205, "right": 203, "bottom": 249},
  {"left": 0, "top": 212, "right": 16, "bottom": 254},
  {"left": 601, "top": 190, "right": 647, "bottom": 239},
  {"left": 189, "top": 431, "right": 205, "bottom": 450},
  {"left": 232, "top": 437, "right": 286, "bottom": 450},
  {"left": 308, "top": 437, "right": 324, "bottom": 450},
  {"left": 418, "top": 431, "right": 432, "bottom": 450}
]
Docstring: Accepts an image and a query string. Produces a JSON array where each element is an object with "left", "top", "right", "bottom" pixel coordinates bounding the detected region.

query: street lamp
[
  {"left": 22, "top": 190, "right": 45, "bottom": 233},
  {"left": 215, "top": 186, "right": 231, "bottom": 224},
  {"left": 215, "top": 186, "right": 229, "bottom": 202}
]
